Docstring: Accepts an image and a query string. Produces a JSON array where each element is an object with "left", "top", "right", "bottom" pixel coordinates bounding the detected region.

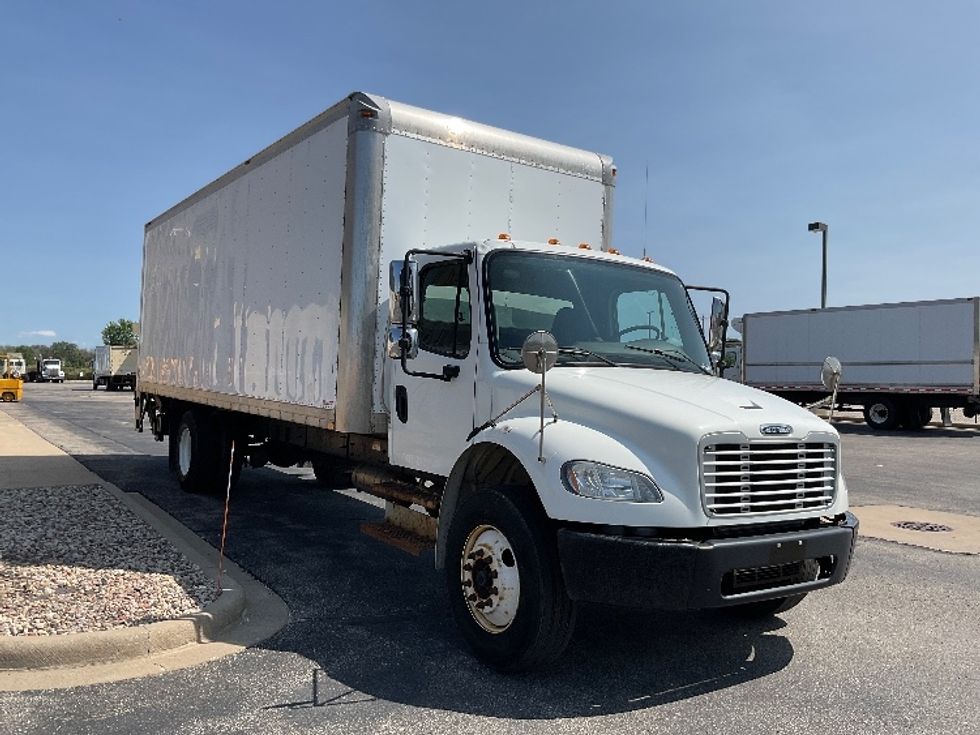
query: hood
[{"left": 496, "top": 366, "right": 834, "bottom": 445}]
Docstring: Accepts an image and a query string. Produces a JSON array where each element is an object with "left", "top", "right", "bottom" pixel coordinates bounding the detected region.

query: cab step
[
  {"left": 360, "top": 521, "right": 434, "bottom": 556},
  {"left": 359, "top": 501, "right": 437, "bottom": 556}
]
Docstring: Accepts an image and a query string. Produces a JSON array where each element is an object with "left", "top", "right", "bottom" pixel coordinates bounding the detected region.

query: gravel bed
[{"left": 0, "top": 484, "right": 217, "bottom": 637}]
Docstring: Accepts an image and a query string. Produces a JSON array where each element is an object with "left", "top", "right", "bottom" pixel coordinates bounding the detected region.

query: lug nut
[
  {"left": 467, "top": 593, "right": 477, "bottom": 602},
  {"left": 462, "top": 563, "right": 473, "bottom": 572},
  {"left": 462, "top": 579, "right": 472, "bottom": 587},
  {"left": 491, "top": 569, "right": 498, "bottom": 579}
]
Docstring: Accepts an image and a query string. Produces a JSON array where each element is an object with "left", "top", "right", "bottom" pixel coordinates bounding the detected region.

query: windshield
[
  {"left": 43, "top": 360, "right": 59, "bottom": 366},
  {"left": 486, "top": 251, "right": 710, "bottom": 371}
]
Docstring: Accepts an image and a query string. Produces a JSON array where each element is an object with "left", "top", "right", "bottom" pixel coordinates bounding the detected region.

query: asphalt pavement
[{"left": 1, "top": 383, "right": 978, "bottom": 734}]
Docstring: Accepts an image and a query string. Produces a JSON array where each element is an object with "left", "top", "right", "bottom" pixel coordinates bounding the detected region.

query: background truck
[
  {"left": 136, "top": 92, "right": 856, "bottom": 670},
  {"left": 1, "top": 353, "right": 26, "bottom": 380},
  {"left": 93, "top": 345, "right": 137, "bottom": 391},
  {"left": 0, "top": 355, "right": 24, "bottom": 402},
  {"left": 30, "top": 357, "right": 65, "bottom": 383},
  {"left": 739, "top": 298, "right": 980, "bottom": 430}
]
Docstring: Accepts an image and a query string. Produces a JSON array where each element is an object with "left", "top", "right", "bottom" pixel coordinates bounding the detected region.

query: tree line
[{"left": 2, "top": 319, "right": 139, "bottom": 376}]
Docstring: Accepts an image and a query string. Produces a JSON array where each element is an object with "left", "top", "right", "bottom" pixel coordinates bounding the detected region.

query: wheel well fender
[{"left": 435, "top": 442, "right": 538, "bottom": 569}]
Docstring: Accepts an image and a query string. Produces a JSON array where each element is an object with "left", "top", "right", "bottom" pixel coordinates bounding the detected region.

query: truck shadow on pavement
[{"left": 71, "top": 453, "right": 795, "bottom": 719}]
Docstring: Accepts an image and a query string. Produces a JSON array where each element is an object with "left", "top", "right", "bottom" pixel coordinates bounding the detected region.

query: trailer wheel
[
  {"left": 445, "top": 486, "right": 576, "bottom": 672},
  {"left": 863, "top": 399, "right": 901, "bottom": 430},
  {"left": 725, "top": 593, "right": 806, "bottom": 618},
  {"left": 901, "top": 405, "right": 933, "bottom": 430}
]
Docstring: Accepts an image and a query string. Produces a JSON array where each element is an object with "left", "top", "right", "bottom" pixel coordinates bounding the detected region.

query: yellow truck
[{"left": 0, "top": 355, "right": 24, "bottom": 402}]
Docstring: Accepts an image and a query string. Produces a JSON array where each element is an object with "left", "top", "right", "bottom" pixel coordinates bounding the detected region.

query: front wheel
[{"left": 445, "top": 486, "right": 576, "bottom": 672}]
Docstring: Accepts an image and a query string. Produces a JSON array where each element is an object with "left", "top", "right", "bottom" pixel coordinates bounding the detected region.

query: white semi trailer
[
  {"left": 93, "top": 345, "right": 137, "bottom": 391},
  {"left": 740, "top": 298, "right": 980, "bottom": 430},
  {"left": 136, "top": 92, "right": 857, "bottom": 670}
]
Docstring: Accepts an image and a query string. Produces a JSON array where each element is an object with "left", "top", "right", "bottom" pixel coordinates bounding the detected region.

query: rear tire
[
  {"left": 174, "top": 410, "right": 240, "bottom": 494},
  {"left": 445, "top": 486, "right": 576, "bottom": 672},
  {"left": 311, "top": 459, "right": 351, "bottom": 488},
  {"left": 863, "top": 398, "right": 901, "bottom": 430}
]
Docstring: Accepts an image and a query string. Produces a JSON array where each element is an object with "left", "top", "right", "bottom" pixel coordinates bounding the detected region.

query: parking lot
[{"left": 2, "top": 382, "right": 978, "bottom": 734}]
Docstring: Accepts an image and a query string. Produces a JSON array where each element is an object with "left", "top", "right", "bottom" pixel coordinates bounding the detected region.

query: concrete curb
[{"left": 0, "top": 408, "right": 290, "bottom": 689}]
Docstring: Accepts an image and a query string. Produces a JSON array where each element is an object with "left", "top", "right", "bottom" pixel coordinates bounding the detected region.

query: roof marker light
[
  {"left": 547, "top": 238, "right": 560, "bottom": 245},
  {"left": 578, "top": 243, "right": 592, "bottom": 250},
  {"left": 607, "top": 247, "right": 621, "bottom": 255},
  {"left": 498, "top": 233, "right": 511, "bottom": 240}
]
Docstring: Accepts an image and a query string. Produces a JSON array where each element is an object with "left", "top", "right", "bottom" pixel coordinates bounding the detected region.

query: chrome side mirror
[
  {"left": 387, "top": 326, "right": 419, "bottom": 360},
  {"left": 707, "top": 296, "right": 727, "bottom": 354},
  {"left": 388, "top": 258, "right": 419, "bottom": 325}
]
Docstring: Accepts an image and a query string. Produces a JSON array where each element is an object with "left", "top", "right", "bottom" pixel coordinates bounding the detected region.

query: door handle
[{"left": 395, "top": 385, "right": 408, "bottom": 423}]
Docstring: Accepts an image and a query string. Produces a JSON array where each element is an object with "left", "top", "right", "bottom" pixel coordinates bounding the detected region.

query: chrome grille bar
[{"left": 701, "top": 441, "right": 837, "bottom": 516}]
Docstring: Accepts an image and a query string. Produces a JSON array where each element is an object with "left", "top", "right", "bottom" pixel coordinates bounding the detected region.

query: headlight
[{"left": 562, "top": 461, "right": 663, "bottom": 502}]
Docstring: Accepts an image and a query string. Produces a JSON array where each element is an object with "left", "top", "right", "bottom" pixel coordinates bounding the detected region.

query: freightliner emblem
[{"left": 760, "top": 424, "right": 793, "bottom": 436}]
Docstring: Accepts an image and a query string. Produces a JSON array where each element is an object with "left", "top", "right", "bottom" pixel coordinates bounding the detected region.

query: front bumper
[{"left": 557, "top": 512, "right": 858, "bottom": 610}]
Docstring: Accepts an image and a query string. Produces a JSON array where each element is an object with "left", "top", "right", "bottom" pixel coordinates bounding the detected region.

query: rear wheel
[
  {"left": 863, "top": 398, "right": 901, "bottom": 430},
  {"left": 174, "top": 410, "right": 240, "bottom": 494},
  {"left": 311, "top": 459, "right": 352, "bottom": 488},
  {"left": 1, "top": 392, "right": 14, "bottom": 402},
  {"left": 445, "top": 486, "right": 576, "bottom": 672}
]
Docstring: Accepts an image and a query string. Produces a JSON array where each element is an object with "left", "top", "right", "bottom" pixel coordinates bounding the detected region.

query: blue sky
[{"left": 2, "top": 1, "right": 979, "bottom": 346}]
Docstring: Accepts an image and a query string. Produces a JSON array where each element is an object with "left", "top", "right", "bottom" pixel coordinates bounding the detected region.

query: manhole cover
[{"left": 891, "top": 520, "right": 953, "bottom": 533}]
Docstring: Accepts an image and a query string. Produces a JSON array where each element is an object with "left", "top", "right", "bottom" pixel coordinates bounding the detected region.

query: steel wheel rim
[
  {"left": 870, "top": 403, "right": 889, "bottom": 424},
  {"left": 460, "top": 524, "right": 521, "bottom": 634},
  {"left": 178, "top": 425, "right": 193, "bottom": 477}
]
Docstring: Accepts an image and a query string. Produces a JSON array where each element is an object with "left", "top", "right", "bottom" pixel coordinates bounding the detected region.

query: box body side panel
[
  {"left": 743, "top": 300, "right": 977, "bottom": 389},
  {"left": 139, "top": 117, "right": 348, "bottom": 411}
]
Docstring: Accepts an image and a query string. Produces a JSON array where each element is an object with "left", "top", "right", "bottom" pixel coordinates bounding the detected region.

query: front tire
[{"left": 445, "top": 486, "right": 575, "bottom": 672}]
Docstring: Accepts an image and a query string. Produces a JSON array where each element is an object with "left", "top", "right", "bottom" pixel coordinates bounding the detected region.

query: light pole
[{"left": 808, "top": 221, "right": 828, "bottom": 308}]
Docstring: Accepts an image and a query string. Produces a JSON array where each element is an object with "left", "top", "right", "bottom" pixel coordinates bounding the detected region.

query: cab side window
[{"left": 418, "top": 261, "right": 471, "bottom": 358}]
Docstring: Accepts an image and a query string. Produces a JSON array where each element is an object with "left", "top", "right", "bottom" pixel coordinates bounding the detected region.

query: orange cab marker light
[
  {"left": 607, "top": 247, "right": 621, "bottom": 255},
  {"left": 547, "top": 238, "right": 560, "bottom": 245},
  {"left": 642, "top": 255, "right": 654, "bottom": 262},
  {"left": 498, "top": 233, "right": 511, "bottom": 240},
  {"left": 578, "top": 243, "right": 592, "bottom": 250}
]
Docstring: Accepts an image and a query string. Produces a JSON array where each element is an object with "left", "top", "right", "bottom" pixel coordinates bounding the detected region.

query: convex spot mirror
[
  {"left": 388, "top": 258, "right": 419, "bottom": 325},
  {"left": 522, "top": 331, "right": 558, "bottom": 374},
  {"left": 821, "top": 356, "right": 842, "bottom": 391}
]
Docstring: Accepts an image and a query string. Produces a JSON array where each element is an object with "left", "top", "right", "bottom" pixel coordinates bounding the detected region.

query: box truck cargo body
[
  {"left": 137, "top": 92, "right": 856, "bottom": 670},
  {"left": 93, "top": 345, "right": 137, "bottom": 391},
  {"left": 740, "top": 298, "right": 980, "bottom": 430}
]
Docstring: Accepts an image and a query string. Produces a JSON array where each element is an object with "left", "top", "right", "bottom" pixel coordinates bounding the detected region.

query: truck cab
[{"left": 387, "top": 238, "right": 856, "bottom": 668}]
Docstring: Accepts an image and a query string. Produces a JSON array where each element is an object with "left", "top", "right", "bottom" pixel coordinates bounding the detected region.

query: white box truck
[
  {"left": 93, "top": 345, "right": 138, "bottom": 391},
  {"left": 136, "top": 92, "right": 857, "bottom": 670},
  {"left": 739, "top": 298, "right": 980, "bottom": 430}
]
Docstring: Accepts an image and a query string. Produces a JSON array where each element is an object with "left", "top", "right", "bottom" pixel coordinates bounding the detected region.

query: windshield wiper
[
  {"left": 557, "top": 347, "right": 619, "bottom": 367},
  {"left": 623, "top": 344, "right": 710, "bottom": 374}
]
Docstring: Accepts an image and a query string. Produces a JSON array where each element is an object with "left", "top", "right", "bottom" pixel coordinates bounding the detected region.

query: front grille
[{"left": 701, "top": 441, "right": 837, "bottom": 517}]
